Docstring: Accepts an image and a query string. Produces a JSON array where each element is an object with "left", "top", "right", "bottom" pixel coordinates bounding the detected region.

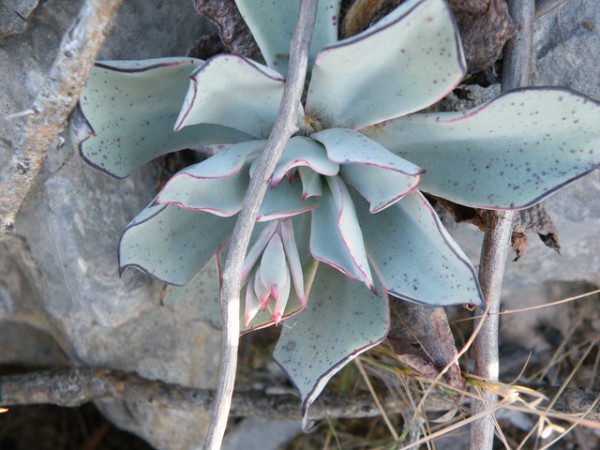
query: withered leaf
[
  {"left": 193, "top": 0, "right": 263, "bottom": 61},
  {"left": 448, "top": 0, "right": 516, "bottom": 73},
  {"left": 388, "top": 300, "right": 463, "bottom": 387},
  {"left": 433, "top": 196, "right": 560, "bottom": 261},
  {"left": 512, "top": 203, "right": 560, "bottom": 260},
  {"left": 188, "top": 33, "right": 227, "bottom": 60}
]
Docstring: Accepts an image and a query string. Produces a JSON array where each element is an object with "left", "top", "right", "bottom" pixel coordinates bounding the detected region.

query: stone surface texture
[
  {"left": 0, "top": 0, "right": 40, "bottom": 38},
  {"left": 1, "top": 1, "right": 600, "bottom": 449},
  {"left": 1, "top": 1, "right": 220, "bottom": 449}
]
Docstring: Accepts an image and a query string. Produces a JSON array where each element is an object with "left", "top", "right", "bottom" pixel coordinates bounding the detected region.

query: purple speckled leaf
[
  {"left": 306, "top": 0, "right": 465, "bottom": 129},
  {"left": 312, "top": 128, "right": 423, "bottom": 174},
  {"left": 298, "top": 167, "right": 323, "bottom": 200},
  {"left": 173, "top": 139, "right": 265, "bottom": 178},
  {"left": 234, "top": 0, "right": 341, "bottom": 74},
  {"left": 372, "top": 88, "right": 600, "bottom": 209},
  {"left": 157, "top": 169, "right": 249, "bottom": 216},
  {"left": 340, "top": 164, "right": 421, "bottom": 213},
  {"left": 163, "top": 256, "right": 223, "bottom": 329},
  {"left": 280, "top": 219, "right": 306, "bottom": 307},
  {"left": 175, "top": 54, "right": 285, "bottom": 138},
  {"left": 119, "top": 202, "right": 235, "bottom": 285},
  {"left": 258, "top": 176, "right": 319, "bottom": 222},
  {"left": 242, "top": 273, "right": 305, "bottom": 333},
  {"left": 78, "top": 58, "right": 250, "bottom": 178},
  {"left": 312, "top": 128, "right": 422, "bottom": 212},
  {"left": 156, "top": 140, "right": 265, "bottom": 215},
  {"left": 274, "top": 263, "right": 389, "bottom": 414},
  {"left": 310, "top": 177, "right": 374, "bottom": 290},
  {"left": 271, "top": 136, "right": 339, "bottom": 187},
  {"left": 241, "top": 221, "right": 279, "bottom": 281},
  {"left": 355, "top": 191, "right": 483, "bottom": 306}
]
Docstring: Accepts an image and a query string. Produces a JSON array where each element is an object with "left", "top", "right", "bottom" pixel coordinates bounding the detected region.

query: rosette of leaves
[{"left": 76, "top": 0, "right": 600, "bottom": 412}]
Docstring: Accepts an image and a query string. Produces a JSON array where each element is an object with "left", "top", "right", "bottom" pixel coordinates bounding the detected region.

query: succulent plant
[{"left": 75, "top": 0, "right": 600, "bottom": 412}]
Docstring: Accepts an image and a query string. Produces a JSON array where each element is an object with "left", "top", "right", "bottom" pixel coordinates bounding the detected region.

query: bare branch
[
  {"left": 470, "top": 1, "right": 535, "bottom": 449},
  {"left": 0, "top": 368, "right": 433, "bottom": 420},
  {"left": 502, "top": 0, "right": 535, "bottom": 90},
  {"left": 0, "top": 0, "right": 123, "bottom": 236},
  {"left": 207, "top": 1, "right": 318, "bottom": 449},
  {"left": 1, "top": 368, "right": 598, "bottom": 423}
]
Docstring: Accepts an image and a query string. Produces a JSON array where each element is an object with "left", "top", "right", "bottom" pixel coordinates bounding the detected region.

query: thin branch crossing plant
[{"left": 205, "top": 1, "right": 319, "bottom": 448}]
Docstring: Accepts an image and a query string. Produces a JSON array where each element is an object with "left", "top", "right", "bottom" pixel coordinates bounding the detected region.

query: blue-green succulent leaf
[
  {"left": 258, "top": 175, "right": 319, "bottom": 221},
  {"left": 298, "top": 167, "right": 323, "bottom": 199},
  {"left": 242, "top": 221, "right": 279, "bottom": 281},
  {"left": 312, "top": 128, "right": 423, "bottom": 175},
  {"left": 156, "top": 140, "right": 265, "bottom": 215},
  {"left": 280, "top": 219, "right": 307, "bottom": 307},
  {"left": 243, "top": 277, "right": 305, "bottom": 333},
  {"left": 234, "top": 0, "right": 341, "bottom": 74},
  {"left": 244, "top": 274, "right": 262, "bottom": 326},
  {"left": 258, "top": 234, "right": 289, "bottom": 301},
  {"left": 306, "top": 0, "right": 465, "bottom": 129},
  {"left": 175, "top": 55, "right": 285, "bottom": 138},
  {"left": 355, "top": 191, "right": 483, "bottom": 306},
  {"left": 312, "top": 128, "right": 422, "bottom": 211},
  {"left": 310, "top": 177, "right": 374, "bottom": 290},
  {"left": 274, "top": 263, "right": 389, "bottom": 414},
  {"left": 78, "top": 58, "right": 251, "bottom": 178},
  {"left": 119, "top": 203, "right": 235, "bottom": 285},
  {"left": 240, "top": 215, "right": 312, "bottom": 332},
  {"left": 157, "top": 168, "right": 249, "bottom": 216},
  {"left": 258, "top": 233, "right": 291, "bottom": 324},
  {"left": 176, "top": 140, "right": 265, "bottom": 178},
  {"left": 341, "top": 164, "right": 421, "bottom": 213},
  {"left": 371, "top": 88, "right": 600, "bottom": 209},
  {"left": 272, "top": 136, "right": 339, "bottom": 186}
]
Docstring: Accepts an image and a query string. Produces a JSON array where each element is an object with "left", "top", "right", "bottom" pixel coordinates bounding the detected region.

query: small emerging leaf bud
[
  {"left": 257, "top": 233, "right": 289, "bottom": 302},
  {"left": 242, "top": 219, "right": 308, "bottom": 328}
]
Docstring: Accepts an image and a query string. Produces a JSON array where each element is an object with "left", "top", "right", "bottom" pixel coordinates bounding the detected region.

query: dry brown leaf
[
  {"left": 433, "top": 197, "right": 560, "bottom": 260},
  {"left": 388, "top": 300, "right": 463, "bottom": 387},
  {"left": 448, "top": 0, "right": 516, "bottom": 73},
  {"left": 193, "top": 0, "right": 263, "bottom": 61}
]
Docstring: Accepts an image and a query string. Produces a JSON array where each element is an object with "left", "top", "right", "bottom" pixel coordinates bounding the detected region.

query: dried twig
[
  {"left": 2, "top": 368, "right": 597, "bottom": 422},
  {"left": 207, "top": 1, "right": 318, "bottom": 449},
  {"left": 0, "top": 0, "right": 123, "bottom": 236},
  {"left": 469, "top": 1, "right": 535, "bottom": 449},
  {"left": 0, "top": 368, "right": 440, "bottom": 420}
]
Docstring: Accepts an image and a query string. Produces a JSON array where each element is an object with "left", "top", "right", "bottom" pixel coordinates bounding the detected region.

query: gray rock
[
  {"left": 0, "top": 0, "right": 79, "bottom": 170},
  {"left": 0, "top": 237, "right": 68, "bottom": 367},
  {"left": 2, "top": 0, "right": 220, "bottom": 449},
  {"left": 0, "top": 0, "right": 40, "bottom": 38},
  {"left": 221, "top": 417, "right": 303, "bottom": 450}
]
